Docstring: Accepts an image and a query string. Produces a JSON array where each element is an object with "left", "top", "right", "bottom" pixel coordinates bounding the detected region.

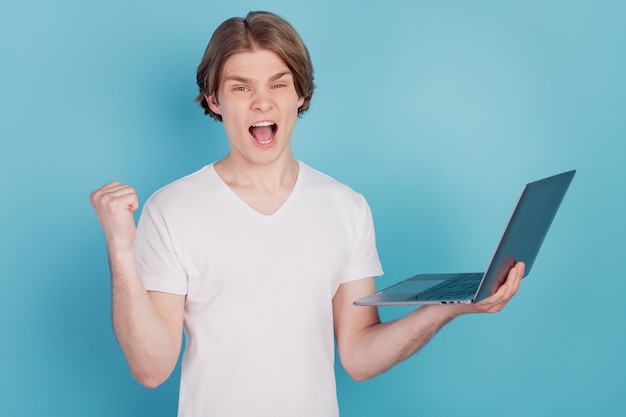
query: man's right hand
[{"left": 89, "top": 181, "right": 139, "bottom": 251}]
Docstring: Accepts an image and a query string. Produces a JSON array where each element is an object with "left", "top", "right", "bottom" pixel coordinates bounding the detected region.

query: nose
[{"left": 251, "top": 89, "right": 274, "bottom": 112}]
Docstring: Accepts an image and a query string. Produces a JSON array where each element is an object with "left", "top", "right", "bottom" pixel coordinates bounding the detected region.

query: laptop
[{"left": 354, "top": 170, "right": 576, "bottom": 306}]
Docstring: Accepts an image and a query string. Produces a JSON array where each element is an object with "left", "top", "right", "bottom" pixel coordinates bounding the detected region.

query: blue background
[{"left": 1, "top": 1, "right": 624, "bottom": 416}]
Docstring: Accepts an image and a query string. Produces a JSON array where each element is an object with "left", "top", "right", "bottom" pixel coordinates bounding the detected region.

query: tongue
[{"left": 250, "top": 125, "right": 273, "bottom": 142}]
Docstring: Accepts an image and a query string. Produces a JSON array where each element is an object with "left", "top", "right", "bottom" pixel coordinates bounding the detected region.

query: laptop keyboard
[{"left": 409, "top": 272, "right": 483, "bottom": 301}]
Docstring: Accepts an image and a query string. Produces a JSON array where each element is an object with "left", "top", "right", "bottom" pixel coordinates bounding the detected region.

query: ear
[
  {"left": 207, "top": 94, "right": 221, "bottom": 115},
  {"left": 297, "top": 96, "right": 305, "bottom": 108}
]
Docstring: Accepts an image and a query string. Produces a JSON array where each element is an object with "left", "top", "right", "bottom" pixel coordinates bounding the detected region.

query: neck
[{"left": 214, "top": 153, "right": 299, "bottom": 190}]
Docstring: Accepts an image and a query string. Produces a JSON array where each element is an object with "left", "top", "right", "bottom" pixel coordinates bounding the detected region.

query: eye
[
  {"left": 233, "top": 86, "right": 250, "bottom": 92},
  {"left": 272, "top": 82, "right": 287, "bottom": 89}
]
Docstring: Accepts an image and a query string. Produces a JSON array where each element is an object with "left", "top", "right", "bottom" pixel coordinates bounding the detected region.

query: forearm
[
  {"left": 345, "top": 305, "right": 464, "bottom": 381},
  {"left": 108, "top": 247, "right": 179, "bottom": 387},
  {"left": 336, "top": 264, "right": 525, "bottom": 382}
]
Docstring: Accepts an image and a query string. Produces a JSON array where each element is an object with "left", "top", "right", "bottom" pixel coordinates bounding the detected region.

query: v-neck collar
[{"left": 209, "top": 161, "right": 304, "bottom": 219}]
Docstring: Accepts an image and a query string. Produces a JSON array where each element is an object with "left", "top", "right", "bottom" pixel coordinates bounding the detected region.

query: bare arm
[
  {"left": 90, "top": 181, "right": 184, "bottom": 388},
  {"left": 333, "top": 262, "right": 525, "bottom": 381}
]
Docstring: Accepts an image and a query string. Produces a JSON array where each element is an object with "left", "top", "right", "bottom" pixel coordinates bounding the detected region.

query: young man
[{"left": 89, "top": 11, "right": 524, "bottom": 417}]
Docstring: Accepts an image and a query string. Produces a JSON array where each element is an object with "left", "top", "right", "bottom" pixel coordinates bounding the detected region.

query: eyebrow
[{"left": 223, "top": 71, "right": 293, "bottom": 84}]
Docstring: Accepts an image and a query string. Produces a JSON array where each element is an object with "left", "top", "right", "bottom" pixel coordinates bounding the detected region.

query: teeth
[{"left": 252, "top": 121, "right": 275, "bottom": 127}]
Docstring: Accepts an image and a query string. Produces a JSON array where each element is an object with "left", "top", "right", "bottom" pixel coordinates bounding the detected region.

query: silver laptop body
[{"left": 354, "top": 170, "right": 576, "bottom": 306}]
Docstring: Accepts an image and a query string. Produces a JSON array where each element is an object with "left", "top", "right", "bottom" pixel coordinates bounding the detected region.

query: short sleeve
[
  {"left": 135, "top": 201, "right": 188, "bottom": 295},
  {"left": 340, "top": 194, "right": 384, "bottom": 284}
]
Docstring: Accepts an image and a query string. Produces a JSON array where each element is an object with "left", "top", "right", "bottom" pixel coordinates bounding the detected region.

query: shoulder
[
  {"left": 297, "top": 162, "right": 373, "bottom": 225},
  {"left": 143, "top": 164, "right": 216, "bottom": 212},
  {"left": 299, "top": 162, "right": 366, "bottom": 205}
]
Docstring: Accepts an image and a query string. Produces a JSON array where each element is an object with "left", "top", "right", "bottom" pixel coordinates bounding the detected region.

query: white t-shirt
[{"left": 135, "top": 161, "right": 383, "bottom": 417}]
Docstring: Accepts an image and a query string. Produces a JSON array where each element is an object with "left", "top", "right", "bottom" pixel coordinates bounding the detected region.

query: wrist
[
  {"left": 419, "top": 303, "right": 472, "bottom": 322},
  {"left": 107, "top": 241, "right": 136, "bottom": 264}
]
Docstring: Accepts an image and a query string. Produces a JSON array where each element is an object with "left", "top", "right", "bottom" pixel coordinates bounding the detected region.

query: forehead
[{"left": 221, "top": 49, "right": 292, "bottom": 81}]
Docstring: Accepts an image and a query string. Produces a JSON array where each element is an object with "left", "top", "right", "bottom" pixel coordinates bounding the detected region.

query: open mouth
[{"left": 249, "top": 121, "right": 277, "bottom": 146}]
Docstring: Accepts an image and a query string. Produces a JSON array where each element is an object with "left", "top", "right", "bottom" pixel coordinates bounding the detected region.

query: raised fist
[{"left": 89, "top": 181, "right": 139, "bottom": 251}]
